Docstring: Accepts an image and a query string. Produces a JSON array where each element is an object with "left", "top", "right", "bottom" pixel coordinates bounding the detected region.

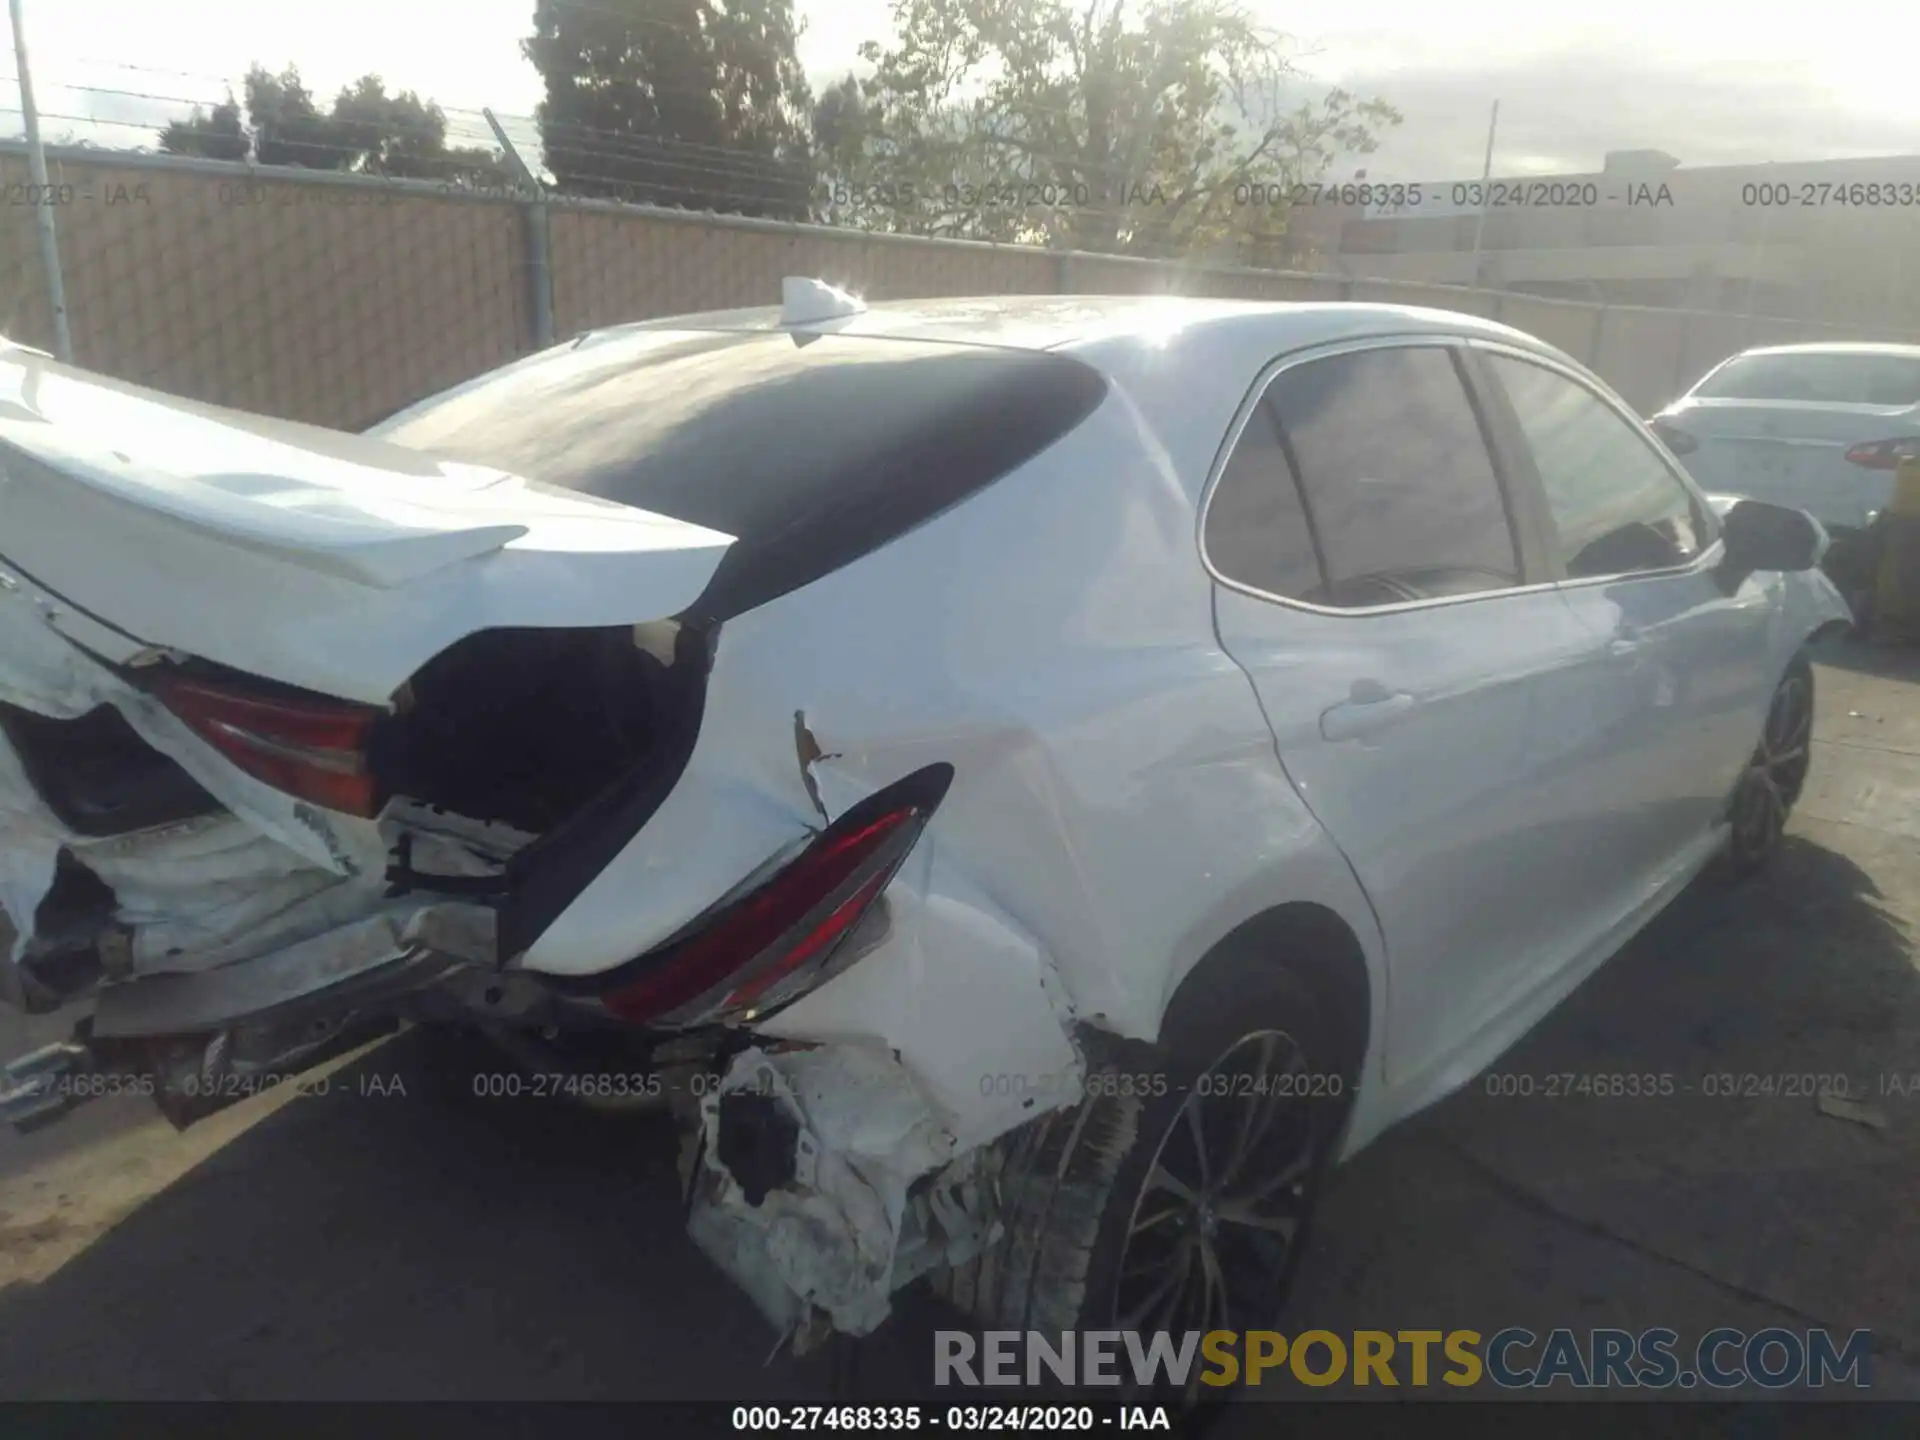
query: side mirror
[{"left": 1720, "top": 499, "right": 1823, "bottom": 576}]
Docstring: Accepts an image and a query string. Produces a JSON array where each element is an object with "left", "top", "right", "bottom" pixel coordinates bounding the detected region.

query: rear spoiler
[{"left": 0, "top": 430, "right": 530, "bottom": 590}]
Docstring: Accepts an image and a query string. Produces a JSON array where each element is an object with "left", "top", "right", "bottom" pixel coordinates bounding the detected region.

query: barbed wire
[
  {"left": 12, "top": 73, "right": 1754, "bottom": 269},
  {"left": 34, "top": 73, "right": 1891, "bottom": 227},
  {"left": 1, "top": 73, "right": 1336, "bottom": 212},
  {"left": 6, "top": 79, "right": 1397, "bottom": 228},
  {"left": 0, "top": 124, "right": 1314, "bottom": 268},
  {"left": 13, "top": 75, "right": 836, "bottom": 193}
]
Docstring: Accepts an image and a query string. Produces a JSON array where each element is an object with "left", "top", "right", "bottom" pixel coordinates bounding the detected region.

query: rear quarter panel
[{"left": 519, "top": 378, "right": 1390, "bottom": 1151}]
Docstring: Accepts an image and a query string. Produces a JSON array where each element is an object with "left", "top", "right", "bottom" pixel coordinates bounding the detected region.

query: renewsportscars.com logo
[{"left": 934, "top": 1328, "right": 1874, "bottom": 1391}]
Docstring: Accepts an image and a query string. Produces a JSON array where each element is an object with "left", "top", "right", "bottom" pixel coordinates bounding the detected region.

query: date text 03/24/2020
[{"left": 730, "top": 1405, "right": 1172, "bottom": 1432}]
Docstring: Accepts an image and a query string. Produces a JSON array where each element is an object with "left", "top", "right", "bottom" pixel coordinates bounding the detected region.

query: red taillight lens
[
  {"left": 1650, "top": 419, "right": 1698, "bottom": 456},
  {"left": 155, "top": 676, "right": 382, "bottom": 816},
  {"left": 594, "top": 772, "right": 950, "bottom": 1029},
  {"left": 1845, "top": 437, "right": 1920, "bottom": 471}
]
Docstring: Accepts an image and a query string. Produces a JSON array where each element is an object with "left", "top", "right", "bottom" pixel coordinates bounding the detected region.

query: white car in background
[
  {"left": 0, "top": 287, "right": 1851, "bottom": 1354},
  {"left": 1651, "top": 342, "right": 1920, "bottom": 534}
]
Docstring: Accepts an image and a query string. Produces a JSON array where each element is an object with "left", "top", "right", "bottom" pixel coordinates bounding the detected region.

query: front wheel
[{"left": 1727, "top": 654, "right": 1813, "bottom": 877}]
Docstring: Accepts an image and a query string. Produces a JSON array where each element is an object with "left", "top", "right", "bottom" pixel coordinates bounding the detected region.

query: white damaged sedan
[{"left": 0, "top": 284, "right": 1849, "bottom": 1346}]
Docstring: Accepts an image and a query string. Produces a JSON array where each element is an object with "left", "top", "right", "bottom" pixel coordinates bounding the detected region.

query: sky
[{"left": 5, "top": 0, "right": 1920, "bottom": 180}]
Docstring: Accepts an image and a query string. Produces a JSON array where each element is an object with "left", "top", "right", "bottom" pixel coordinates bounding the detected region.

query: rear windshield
[
  {"left": 1692, "top": 352, "right": 1920, "bottom": 406},
  {"left": 373, "top": 328, "right": 1107, "bottom": 618}
]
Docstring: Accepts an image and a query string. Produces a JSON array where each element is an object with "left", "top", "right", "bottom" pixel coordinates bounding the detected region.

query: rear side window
[
  {"left": 1692, "top": 352, "right": 1920, "bottom": 406},
  {"left": 1203, "top": 403, "right": 1322, "bottom": 599},
  {"left": 1266, "top": 346, "right": 1520, "bottom": 608},
  {"left": 373, "top": 329, "right": 1107, "bottom": 619}
]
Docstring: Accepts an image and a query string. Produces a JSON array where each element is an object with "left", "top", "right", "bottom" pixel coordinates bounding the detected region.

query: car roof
[
  {"left": 585, "top": 293, "right": 1564, "bottom": 373},
  {"left": 568, "top": 294, "right": 1598, "bottom": 504},
  {"left": 1728, "top": 342, "right": 1920, "bottom": 360}
]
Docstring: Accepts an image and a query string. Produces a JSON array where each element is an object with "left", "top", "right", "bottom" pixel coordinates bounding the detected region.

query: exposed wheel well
[{"left": 1166, "top": 902, "right": 1372, "bottom": 1084}]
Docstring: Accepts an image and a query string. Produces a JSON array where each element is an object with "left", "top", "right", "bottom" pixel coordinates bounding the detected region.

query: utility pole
[
  {"left": 485, "top": 107, "right": 554, "bottom": 351},
  {"left": 8, "top": 0, "right": 71, "bottom": 361},
  {"left": 1469, "top": 100, "right": 1500, "bottom": 290}
]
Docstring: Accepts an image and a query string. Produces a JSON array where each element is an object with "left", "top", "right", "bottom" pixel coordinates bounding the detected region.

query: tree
[
  {"left": 330, "top": 75, "right": 443, "bottom": 176},
  {"left": 524, "top": 0, "right": 815, "bottom": 217},
  {"left": 242, "top": 65, "right": 349, "bottom": 168},
  {"left": 158, "top": 96, "right": 249, "bottom": 161},
  {"left": 812, "top": 74, "right": 869, "bottom": 161},
  {"left": 157, "top": 64, "right": 513, "bottom": 185},
  {"left": 817, "top": 0, "right": 1400, "bottom": 260}
]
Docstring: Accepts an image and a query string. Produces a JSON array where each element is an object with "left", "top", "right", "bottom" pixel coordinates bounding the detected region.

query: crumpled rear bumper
[
  {"left": 672, "top": 821, "right": 1089, "bottom": 1347},
  {"left": 688, "top": 1043, "right": 1007, "bottom": 1344}
]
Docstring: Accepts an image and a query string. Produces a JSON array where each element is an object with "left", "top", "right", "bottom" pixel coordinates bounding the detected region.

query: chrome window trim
[
  {"left": 1463, "top": 338, "right": 1728, "bottom": 592},
  {"left": 1724, "top": 435, "right": 1846, "bottom": 450},
  {"left": 1198, "top": 332, "right": 1610, "bottom": 619}
]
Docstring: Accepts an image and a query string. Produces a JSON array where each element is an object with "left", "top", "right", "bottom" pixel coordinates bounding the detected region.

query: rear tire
[{"left": 934, "top": 956, "right": 1356, "bottom": 1400}]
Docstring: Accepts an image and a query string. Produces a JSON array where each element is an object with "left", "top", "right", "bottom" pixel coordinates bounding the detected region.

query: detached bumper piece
[
  {"left": 0, "top": 899, "right": 502, "bottom": 1134},
  {"left": 0, "top": 1040, "right": 94, "bottom": 1132},
  {"left": 0, "top": 1009, "right": 405, "bottom": 1134}
]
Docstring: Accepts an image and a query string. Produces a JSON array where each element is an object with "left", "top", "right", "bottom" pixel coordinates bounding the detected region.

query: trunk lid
[
  {"left": 0, "top": 347, "right": 735, "bottom": 706},
  {"left": 1658, "top": 397, "right": 1913, "bottom": 530}
]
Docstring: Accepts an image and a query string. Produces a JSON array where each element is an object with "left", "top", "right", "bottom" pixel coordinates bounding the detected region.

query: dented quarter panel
[
  {"left": 755, "top": 842, "right": 1085, "bottom": 1151},
  {"left": 522, "top": 374, "right": 1391, "bottom": 1156}
]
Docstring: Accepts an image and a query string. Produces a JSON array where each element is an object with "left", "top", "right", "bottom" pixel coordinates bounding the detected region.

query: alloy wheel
[
  {"left": 1732, "top": 670, "right": 1812, "bottom": 862},
  {"left": 1111, "top": 1028, "right": 1320, "bottom": 1383}
]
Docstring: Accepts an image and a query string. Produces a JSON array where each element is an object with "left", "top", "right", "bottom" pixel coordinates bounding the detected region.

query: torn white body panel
[
  {"left": 688, "top": 1043, "right": 977, "bottom": 1339},
  {"left": 0, "top": 347, "right": 735, "bottom": 705},
  {"left": 0, "top": 577, "right": 382, "bottom": 967},
  {"left": 0, "top": 563, "right": 533, "bottom": 1003},
  {"left": 761, "top": 842, "right": 1085, "bottom": 1150}
]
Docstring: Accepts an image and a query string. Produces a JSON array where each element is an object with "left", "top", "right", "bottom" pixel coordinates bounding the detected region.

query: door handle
[
  {"left": 1606, "top": 620, "right": 1645, "bottom": 663},
  {"left": 1320, "top": 689, "right": 1417, "bottom": 741}
]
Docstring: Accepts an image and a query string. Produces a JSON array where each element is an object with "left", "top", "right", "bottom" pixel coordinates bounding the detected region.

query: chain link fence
[{"left": 5, "top": 139, "right": 1919, "bottom": 429}]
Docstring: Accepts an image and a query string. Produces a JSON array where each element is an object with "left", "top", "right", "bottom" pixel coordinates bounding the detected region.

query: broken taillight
[
  {"left": 153, "top": 675, "right": 383, "bottom": 817},
  {"left": 591, "top": 765, "right": 953, "bottom": 1028}
]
